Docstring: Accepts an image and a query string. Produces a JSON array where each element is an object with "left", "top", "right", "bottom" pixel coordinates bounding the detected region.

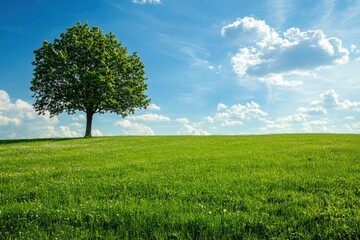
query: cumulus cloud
[
  {"left": 0, "top": 90, "right": 63, "bottom": 139},
  {"left": 343, "top": 123, "right": 360, "bottom": 133},
  {"left": 217, "top": 103, "right": 228, "bottom": 111},
  {"left": 221, "top": 17, "right": 285, "bottom": 48},
  {"left": 351, "top": 44, "right": 358, "bottom": 53},
  {"left": 350, "top": 44, "right": 360, "bottom": 60},
  {"left": 176, "top": 118, "right": 190, "bottom": 124},
  {"left": 298, "top": 89, "right": 360, "bottom": 115},
  {"left": 303, "top": 120, "right": 333, "bottom": 133},
  {"left": 320, "top": 89, "right": 340, "bottom": 108},
  {"left": 148, "top": 103, "right": 161, "bottom": 111},
  {"left": 72, "top": 114, "right": 86, "bottom": 121},
  {"left": 222, "top": 17, "right": 349, "bottom": 86},
  {"left": 260, "top": 89, "right": 360, "bottom": 133},
  {"left": 342, "top": 100, "right": 360, "bottom": 110},
  {"left": 177, "top": 124, "right": 209, "bottom": 135},
  {"left": 221, "top": 120, "right": 243, "bottom": 127},
  {"left": 260, "top": 114, "right": 306, "bottom": 132},
  {"left": 297, "top": 106, "right": 327, "bottom": 115},
  {"left": 131, "top": 0, "right": 162, "bottom": 5},
  {"left": 128, "top": 113, "right": 170, "bottom": 122},
  {"left": 207, "top": 101, "right": 267, "bottom": 128},
  {"left": 258, "top": 74, "right": 303, "bottom": 87},
  {"left": 0, "top": 90, "right": 107, "bottom": 139},
  {"left": 92, "top": 129, "right": 103, "bottom": 136},
  {"left": 210, "top": 102, "right": 267, "bottom": 122},
  {"left": 59, "top": 126, "right": 79, "bottom": 138},
  {"left": 115, "top": 119, "right": 154, "bottom": 135}
]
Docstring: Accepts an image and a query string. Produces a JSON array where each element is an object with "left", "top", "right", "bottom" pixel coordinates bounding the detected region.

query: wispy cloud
[
  {"left": 266, "top": 0, "right": 296, "bottom": 27},
  {"left": 309, "top": 0, "right": 360, "bottom": 38},
  {"left": 0, "top": 26, "right": 22, "bottom": 34},
  {"left": 103, "top": 0, "right": 125, "bottom": 11},
  {"left": 157, "top": 33, "right": 214, "bottom": 69},
  {"left": 131, "top": 0, "right": 162, "bottom": 5}
]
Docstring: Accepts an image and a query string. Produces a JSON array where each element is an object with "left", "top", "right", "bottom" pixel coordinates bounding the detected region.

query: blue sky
[{"left": 1, "top": 0, "right": 360, "bottom": 138}]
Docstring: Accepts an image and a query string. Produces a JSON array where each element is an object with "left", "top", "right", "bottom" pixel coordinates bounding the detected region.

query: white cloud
[
  {"left": 217, "top": 103, "right": 228, "bottom": 111},
  {"left": 72, "top": 114, "right": 86, "bottom": 121},
  {"left": 128, "top": 113, "right": 170, "bottom": 122},
  {"left": 182, "top": 46, "right": 213, "bottom": 69},
  {"left": 320, "top": 89, "right": 340, "bottom": 108},
  {"left": 278, "top": 114, "right": 306, "bottom": 123},
  {"left": 225, "top": 102, "right": 267, "bottom": 120},
  {"left": 60, "top": 126, "right": 80, "bottom": 138},
  {"left": 131, "top": 0, "right": 162, "bottom": 5},
  {"left": 222, "top": 17, "right": 349, "bottom": 86},
  {"left": 258, "top": 89, "right": 360, "bottom": 133},
  {"left": 231, "top": 47, "right": 264, "bottom": 76},
  {"left": 351, "top": 44, "right": 360, "bottom": 61},
  {"left": 261, "top": 113, "right": 306, "bottom": 132},
  {"left": 70, "top": 123, "right": 83, "bottom": 128},
  {"left": 177, "top": 124, "right": 209, "bottom": 135},
  {"left": 266, "top": 0, "right": 295, "bottom": 27},
  {"left": 300, "top": 89, "right": 360, "bottom": 113},
  {"left": 148, "top": 103, "right": 161, "bottom": 111},
  {"left": 116, "top": 119, "right": 131, "bottom": 128},
  {"left": 115, "top": 119, "right": 154, "bottom": 135},
  {"left": 343, "top": 123, "right": 360, "bottom": 133},
  {"left": 0, "top": 26, "right": 22, "bottom": 34},
  {"left": 0, "top": 115, "right": 21, "bottom": 126},
  {"left": 297, "top": 106, "right": 327, "bottom": 115},
  {"left": 343, "top": 116, "right": 355, "bottom": 121},
  {"left": 0, "top": 90, "right": 65, "bottom": 139},
  {"left": 259, "top": 74, "right": 303, "bottom": 87},
  {"left": 261, "top": 121, "right": 291, "bottom": 132},
  {"left": 351, "top": 44, "right": 359, "bottom": 53},
  {"left": 303, "top": 120, "right": 333, "bottom": 133},
  {"left": 341, "top": 100, "right": 360, "bottom": 111},
  {"left": 221, "top": 120, "right": 243, "bottom": 127},
  {"left": 0, "top": 90, "right": 12, "bottom": 110},
  {"left": 92, "top": 129, "right": 103, "bottom": 136},
  {"left": 175, "top": 118, "right": 190, "bottom": 124},
  {"left": 207, "top": 101, "right": 267, "bottom": 129},
  {"left": 221, "top": 17, "right": 286, "bottom": 48}
]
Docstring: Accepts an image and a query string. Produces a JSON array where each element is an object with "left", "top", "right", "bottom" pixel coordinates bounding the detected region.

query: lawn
[{"left": 0, "top": 135, "right": 359, "bottom": 239}]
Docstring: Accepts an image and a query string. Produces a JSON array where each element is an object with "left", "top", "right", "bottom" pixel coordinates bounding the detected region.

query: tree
[{"left": 31, "top": 23, "right": 150, "bottom": 137}]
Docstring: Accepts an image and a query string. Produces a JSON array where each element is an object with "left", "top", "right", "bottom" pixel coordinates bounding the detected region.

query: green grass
[{"left": 0, "top": 134, "right": 359, "bottom": 239}]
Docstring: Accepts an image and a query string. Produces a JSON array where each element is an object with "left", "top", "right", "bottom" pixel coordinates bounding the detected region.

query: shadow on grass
[{"left": 0, "top": 137, "right": 84, "bottom": 145}]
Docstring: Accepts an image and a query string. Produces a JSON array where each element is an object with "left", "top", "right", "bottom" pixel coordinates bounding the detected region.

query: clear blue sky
[{"left": 1, "top": 0, "right": 360, "bottom": 138}]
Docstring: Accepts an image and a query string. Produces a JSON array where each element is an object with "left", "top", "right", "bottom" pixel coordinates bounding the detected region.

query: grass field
[{"left": 0, "top": 134, "right": 359, "bottom": 239}]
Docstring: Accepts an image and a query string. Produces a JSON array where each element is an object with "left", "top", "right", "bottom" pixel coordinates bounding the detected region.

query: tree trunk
[{"left": 85, "top": 111, "right": 93, "bottom": 137}]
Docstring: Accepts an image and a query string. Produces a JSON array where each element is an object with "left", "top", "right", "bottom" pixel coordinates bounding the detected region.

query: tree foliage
[{"left": 31, "top": 23, "right": 150, "bottom": 137}]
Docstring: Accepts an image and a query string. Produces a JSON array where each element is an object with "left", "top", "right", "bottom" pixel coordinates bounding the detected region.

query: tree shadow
[{"left": 0, "top": 137, "right": 83, "bottom": 145}]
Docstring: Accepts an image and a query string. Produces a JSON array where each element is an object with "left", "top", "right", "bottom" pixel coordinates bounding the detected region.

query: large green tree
[{"left": 31, "top": 23, "right": 150, "bottom": 137}]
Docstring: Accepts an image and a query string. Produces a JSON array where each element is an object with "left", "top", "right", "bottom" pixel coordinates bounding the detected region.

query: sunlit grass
[{"left": 0, "top": 135, "right": 359, "bottom": 239}]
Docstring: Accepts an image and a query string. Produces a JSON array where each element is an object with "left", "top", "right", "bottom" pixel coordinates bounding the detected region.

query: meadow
[{"left": 0, "top": 134, "right": 359, "bottom": 239}]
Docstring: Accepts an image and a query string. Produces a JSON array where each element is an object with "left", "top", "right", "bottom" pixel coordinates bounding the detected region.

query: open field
[{"left": 0, "top": 134, "right": 359, "bottom": 239}]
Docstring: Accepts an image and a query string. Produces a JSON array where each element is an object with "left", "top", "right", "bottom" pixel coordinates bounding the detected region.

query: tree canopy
[{"left": 31, "top": 23, "right": 150, "bottom": 137}]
